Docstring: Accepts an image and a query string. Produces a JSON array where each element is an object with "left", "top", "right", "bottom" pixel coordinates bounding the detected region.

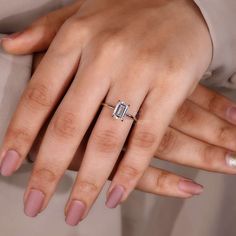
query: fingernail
[
  {"left": 226, "top": 107, "right": 236, "bottom": 122},
  {"left": 0, "top": 150, "right": 20, "bottom": 176},
  {"left": 106, "top": 185, "right": 124, "bottom": 209},
  {"left": 178, "top": 179, "right": 203, "bottom": 195},
  {"left": 65, "top": 200, "right": 86, "bottom": 226},
  {"left": 24, "top": 189, "right": 45, "bottom": 217},
  {"left": 226, "top": 152, "right": 236, "bottom": 168},
  {"left": 1, "top": 32, "right": 23, "bottom": 41}
]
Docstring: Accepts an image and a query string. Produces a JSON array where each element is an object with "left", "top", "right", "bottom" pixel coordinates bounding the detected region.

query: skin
[
  {"left": 2, "top": 0, "right": 235, "bottom": 225},
  {"left": 30, "top": 54, "right": 236, "bottom": 177}
]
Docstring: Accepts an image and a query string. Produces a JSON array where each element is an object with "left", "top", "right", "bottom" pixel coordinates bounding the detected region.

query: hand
[
  {"left": 0, "top": 0, "right": 213, "bottom": 226},
  {"left": 30, "top": 57, "right": 236, "bottom": 196},
  {"left": 30, "top": 54, "right": 236, "bottom": 176}
]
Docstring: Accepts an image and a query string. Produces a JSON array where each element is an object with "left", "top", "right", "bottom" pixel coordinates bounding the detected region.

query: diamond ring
[{"left": 101, "top": 100, "right": 138, "bottom": 122}]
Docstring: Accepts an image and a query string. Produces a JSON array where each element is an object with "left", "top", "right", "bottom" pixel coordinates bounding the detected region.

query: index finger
[{"left": 0, "top": 23, "right": 81, "bottom": 176}]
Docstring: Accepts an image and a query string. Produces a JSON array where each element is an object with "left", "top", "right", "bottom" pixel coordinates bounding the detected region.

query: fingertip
[
  {"left": 1, "top": 31, "right": 29, "bottom": 55},
  {"left": 1, "top": 26, "right": 52, "bottom": 55},
  {"left": 178, "top": 179, "right": 204, "bottom": 196}
]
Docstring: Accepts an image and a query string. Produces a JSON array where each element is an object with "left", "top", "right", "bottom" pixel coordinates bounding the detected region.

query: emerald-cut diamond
[{"left": 112, "top": 101, "right": 129, "bottom": 121}]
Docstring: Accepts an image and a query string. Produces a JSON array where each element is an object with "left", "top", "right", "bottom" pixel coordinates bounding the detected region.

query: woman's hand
[
  {"left": 0, "top": 0, "right": 213, "bottom": 225},
  {"left": 28, "top": 71, "right": 236, "bottom": 193},
  {"left": 30, "top": 54, "right": 236, "bottom": 176}
]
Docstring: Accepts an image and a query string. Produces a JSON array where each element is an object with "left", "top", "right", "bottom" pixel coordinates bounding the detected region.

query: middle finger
[{"left": 64, "top": 68, "right": 149, "bottom": 223}]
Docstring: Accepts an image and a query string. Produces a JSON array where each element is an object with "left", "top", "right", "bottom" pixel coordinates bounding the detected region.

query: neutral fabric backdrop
[{"left": 1, "top": 0, "right": 236, "bottom": 235}]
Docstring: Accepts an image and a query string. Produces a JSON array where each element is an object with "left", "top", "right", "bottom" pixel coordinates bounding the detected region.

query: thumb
[{"left": 1, "top": 1, "right": 81, "bottom": 55}]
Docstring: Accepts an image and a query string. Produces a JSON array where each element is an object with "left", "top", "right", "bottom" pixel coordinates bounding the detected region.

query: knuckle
[
  {"left": 176, "top": 102, "right": 195, "bottom": 124},
  {"left": 164, "top": 57, "right": 185, "bottom": 74},
  {"left": 32, "top": 14, "right": 59, "bottom": 42},
  {"left": 155, "top": 171, "right": 169, "bottom": 191},
  {"left": 118, "top": 164, "right": 140, "bottom": 180},
  {"left": 92, "top": 129, "right": 121, "bottom": 153},
  {"left": 63, "top": 17, "right": 91, "bottom": 40},
  {"left": 7, "top": 127, "right": 32, "bottom": 150},
  {"left": 50, "top": 111, "right": 78, "bottom": 139},
  {"left": 33, "top": 167, "right": 57, "bottom": 183},
  {"left": 24, "top": 84, "right": 52, "bottom": 109},
  {"left": 103, "top": 34, "right": 125, "bottom": 52},
  {"left": 157, "top": 129, "right": 177, "bottom": 155},
  {"left": 207, "top": 93, "right": 220, "bottom": 113},
  {"left": 95, "top": 33, "right": 127, "bottom": 59},
  {"left": 62, "top": 17, "right": 78, "bottom": 32},
  {"left": 201, "top": 145, "right": 218, "bottom": 168},
  {"left": 76, "top": 180, "right": 98, "bottom": 194},
  {"left": 131, "top": 130, "right": 157, "bottom": 149},
  {"left": 136, "top": 47, "right": 154, "bottom": 63},
  {"left": 216, "top": 126, "right": 233, "bottom": 144}
]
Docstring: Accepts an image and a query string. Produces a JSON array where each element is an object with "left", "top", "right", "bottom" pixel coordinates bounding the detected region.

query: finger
[
  {"left": 65, "top": 150, "right": 203, "bottom": 226},
  {"left": 108, "top": 151, "right": 203, "bottom": 199},
  {"left": 28, "top": 149, "right": 203, "bottom": 201},
  {"left": 28, "top": 113, "right": 236, "bottom": 176},
  {"left": 171, "top": 99, "right": 236, "bottom": 151},
  {"left": 189, "top": 84, "right": 236, "bottom": 125},
  {"left": 1, "top": 1, "right": 82, "bottom": 54},
  {"left": 27, "top": 106, "right": 98, "bottom": 166},
  {"left": 23, "top": 39, "right": 116, "bottom": 217},
  {"left": 135, "top": 166, "right": 203, "bottom": 198},
  {"left": 155, "top": 127, "right": 236, "bottom": 173},
  {"left": 107, "top": 69, "right": 197, "bottom": 207},
  {"left": 0, "top": 19, "right": 84, "bottom": 177},
  {"left": 65, "top": 68, "right": 149, "bottom": 222},
  {"left": 26, "top": 118, "right": 204, "bottom": 201}
]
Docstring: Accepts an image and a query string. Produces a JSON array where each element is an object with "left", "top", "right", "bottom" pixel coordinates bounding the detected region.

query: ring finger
[{"left": 65, "top": 72, "right": 149, "bottom": 222}]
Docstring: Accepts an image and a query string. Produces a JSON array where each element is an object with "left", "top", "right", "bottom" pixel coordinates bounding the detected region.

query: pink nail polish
[
  {"left": 1, "top": 32, "right": 23, "bottom": 41},
  {"left": 106, "top": 185, "right": 124, "bottom": 209},
  {"left": 178, "top": 179, "right": 203, "bottom": 195},
  {"left": 65, "top": 200, "right": 86, "bottom": 226},
  {"left": 0, "top": 150, "right": 20, "bottom": 176},
  {"left": 24, "top": 189, "right": 45, "bottom": 217},
  {"left": 226, "top": 107, "right": 236, "bottom": 123}
]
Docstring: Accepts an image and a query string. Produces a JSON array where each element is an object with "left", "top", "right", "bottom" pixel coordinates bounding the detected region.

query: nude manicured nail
[
  {"left": 65, "top": 200, "right": 86, "bottom": 226},
  {"left": 106, "top": 185, "right": 124, "bottom": 209},
  {"left": 227, "top": 107, "right": 236, "bottom": 122},
  {"left": 226, "top": 152, "right": 236, "bottom": 168},
  {"left": 24, "top": 189, "right": 45, "bottom": 217},
  {"left": 0, "top": 150, "right": 20, "bottom": 176},
  {"left": 1, "top": 32, "right": 23, "bottom": 41},
  {"left": 178, "top": 179, "right": 203, "bottom": 195}
]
